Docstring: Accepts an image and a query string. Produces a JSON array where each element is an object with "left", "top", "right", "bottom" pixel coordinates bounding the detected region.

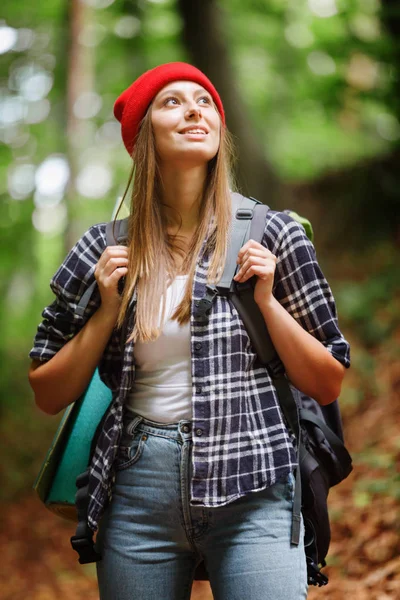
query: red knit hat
[{"left": 114, "top": 62, "right": 225, "bottom": 155}]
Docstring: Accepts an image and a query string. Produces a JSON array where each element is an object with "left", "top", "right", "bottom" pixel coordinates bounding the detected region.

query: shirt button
[
  {"left": 196, "top": 387, "right": 202, "bottom": 394},
  {"left": 195, "top": 428, "right": 203, "bottom": 436},
  {"left": 195, "top": 342, "right": 202, "bottom": 350}
]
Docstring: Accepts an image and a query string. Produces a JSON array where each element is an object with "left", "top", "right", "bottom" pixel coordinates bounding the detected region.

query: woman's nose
[{"left": 186, "top": 104, "right": 202, "bottom": 119}]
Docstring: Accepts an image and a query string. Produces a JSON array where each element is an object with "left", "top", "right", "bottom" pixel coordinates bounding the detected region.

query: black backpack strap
[
  {"left": 228, "top": 202, "right": 284, "bottom": 372},
  {"left": 216, "top": 194, "right": 263, "bottom": 294},
  {"left": 193, "top": 194, "right": 282, "bottom": 371},
  {"left": 193, "top": 193, "right": 265, "bottom": 318},
  {"left": 105, "top": 221, "right": 116, "bottom": 245},
  {"left": 75, "top": 218, "right": 130, "bottom": 318},
  {"left": 75, "top": 281, "right": 97, "bottom": 318},
  {"left": 70, "top": 469, "right": 102, "bottom": 564},
  {"left": 105, "top": 217, "right": 129, "bottom": 246},
  {"left": 273, "top": 375, "right": 302, "bottom": 546}
]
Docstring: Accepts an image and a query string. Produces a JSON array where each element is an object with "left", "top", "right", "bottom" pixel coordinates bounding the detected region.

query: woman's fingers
[
  {"left": 94, "top": 246, "right": 129, "bottom": 309},
  {"left": 234, "top": 260, "right": 276, "bottom": 283},
  {"left": 236, "top": 239, "right": 269, "bottom": 262},
  {"left": 98, "top": 257, "right": 129, "bottom": 280},
  {"left": 236, "top": 264, "right": 275, "bottom": 283},
  {"left": 95, "top": 247, "right": 128, "bottom": 277},
  {"left": 234, "top": 242, "right": 276, "bottom": 283},
  {"left": 96, "top": 246, "right": 128, "bottom": 269}
]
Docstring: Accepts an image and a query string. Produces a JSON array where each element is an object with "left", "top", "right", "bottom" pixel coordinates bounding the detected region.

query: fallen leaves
[{"left": 0, "top": 349, "right": 398, "bottom": 600}]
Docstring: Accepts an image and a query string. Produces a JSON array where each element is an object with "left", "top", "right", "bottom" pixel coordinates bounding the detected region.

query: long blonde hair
[{"left": 116, "top": 107, "right": 236, "bottom": 343}]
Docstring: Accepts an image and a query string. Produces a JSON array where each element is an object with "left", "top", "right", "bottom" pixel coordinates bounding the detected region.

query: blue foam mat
[{"left": 34, "top": 369, "right": 113, "bottom": 520}]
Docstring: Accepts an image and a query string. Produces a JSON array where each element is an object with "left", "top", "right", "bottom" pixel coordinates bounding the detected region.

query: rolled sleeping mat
[{"left": 33, "top": 369, "right": 113, "bottom": 521}]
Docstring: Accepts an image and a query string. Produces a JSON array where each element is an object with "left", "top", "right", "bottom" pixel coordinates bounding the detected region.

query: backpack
[{"left": 35, "top": 193, "right": 352, "bottom": 586}]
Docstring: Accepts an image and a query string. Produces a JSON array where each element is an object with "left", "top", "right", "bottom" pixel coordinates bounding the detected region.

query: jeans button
[{"left": 182, "top": 424, "right": 191, "bottom": 434}]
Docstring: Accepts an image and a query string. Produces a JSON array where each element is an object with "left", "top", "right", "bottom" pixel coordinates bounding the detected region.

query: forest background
[{"left": 0, "top": 0, "right": 399, "bottom": 599}]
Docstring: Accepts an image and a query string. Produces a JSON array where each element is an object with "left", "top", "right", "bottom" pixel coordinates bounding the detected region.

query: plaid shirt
[{"left": 30, "top": 210, "right": 350, "bottom": 532}]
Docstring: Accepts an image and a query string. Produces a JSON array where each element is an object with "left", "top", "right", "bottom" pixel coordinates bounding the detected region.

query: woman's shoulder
[
  {"left": 51, "top": 222, "right": 108, "bottom": 293},
  {"left": 72, "top": 222, "right": 108, "bottom": 255},
  {"left": 61, "top": 222, "right": 109, "bottom": 267},
  {"left": 262, "top": 209, "right": 312, "bottom": 256}
]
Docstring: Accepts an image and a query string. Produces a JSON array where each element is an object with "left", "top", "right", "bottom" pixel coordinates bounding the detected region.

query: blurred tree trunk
[
  {"left": 64, "top": 0, "right": 94, "bottom": 252},
  {"left": 177, "top": 0, "right": 292, "bottom": 207},
  {"left": 381, "top": 0, "right": 400, "bottom": 114},
  {"left": 290, "top": 150, "right": 400, "bottom": 251}
]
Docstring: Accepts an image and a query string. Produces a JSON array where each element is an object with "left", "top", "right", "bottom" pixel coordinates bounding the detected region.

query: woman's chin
[{"left": 159, "top": 149, "right": 217, "bottom": 169}]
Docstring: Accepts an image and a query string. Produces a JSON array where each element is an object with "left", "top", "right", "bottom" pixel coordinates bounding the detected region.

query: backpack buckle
[
  {"left": 70, "top": 535, "right": 102, "bottom": 564},
  {"left": 194, "top": 285, "right": 218, "bottom": 318},
  {"left": 235, "top": 208, "right": 253, "bottom": 220},
  {"left": 306, "top": 557, "right": 328, "bottom": 587}
]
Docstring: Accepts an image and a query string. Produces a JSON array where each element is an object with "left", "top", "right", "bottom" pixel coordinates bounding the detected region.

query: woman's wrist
[
  {"left": 95, "top": 303, "right": 120, "bottom": 329},
  {"left": 255, "top": 294, "right": 278, "bottom": 317}
]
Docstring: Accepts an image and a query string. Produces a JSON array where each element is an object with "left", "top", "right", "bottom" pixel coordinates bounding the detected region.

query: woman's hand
[
  {"left": 234, "top": 239, "right": 277, "bottom": 308},
  {"left": 95, "top": 246, "right": 128, "bottom": 318}
]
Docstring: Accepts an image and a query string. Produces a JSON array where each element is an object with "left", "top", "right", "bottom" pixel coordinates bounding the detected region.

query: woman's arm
[
  {"left": 29, "top": 304, "right": 118, "bottom": 415},
  {"left": 234, "top": 219, "right": 349, "bottom": 406},
  {"left": 29, "top": 245, "right": 128, "bottom": 415},
  {"left": 256, "top": 296, "right": 345, "bottom": 405}
]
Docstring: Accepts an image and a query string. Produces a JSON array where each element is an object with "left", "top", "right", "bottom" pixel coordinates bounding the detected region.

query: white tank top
[{"left": 126, "top": 275, "right": 192, "bottom": 423}]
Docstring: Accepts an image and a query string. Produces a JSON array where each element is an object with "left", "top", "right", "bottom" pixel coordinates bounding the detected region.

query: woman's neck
[{"left": 159, "top": 164, "right": 207, "bottom": 233}]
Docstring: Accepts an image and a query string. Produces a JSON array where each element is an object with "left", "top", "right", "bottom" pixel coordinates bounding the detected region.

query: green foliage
[
  {"left": 335, "top": 255, "right": 400, "bottom": 347},
  {"left": 339, "top": 383, "right": 366, "bottom": 410},
  {"left": 223, "top": 0, "right": 399, "bottom": 180},
  {"left": 352, "top": 460, "right": 400, "bottom": 504}
]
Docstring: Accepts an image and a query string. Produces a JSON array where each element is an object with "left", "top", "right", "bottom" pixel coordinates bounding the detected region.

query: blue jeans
[{"left": 96, "top": 414, "right": 308, "bottom": 599}]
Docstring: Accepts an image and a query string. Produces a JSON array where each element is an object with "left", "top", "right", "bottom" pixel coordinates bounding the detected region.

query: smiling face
[{"left": 150, "top": 80, "right": 221, "bottom": 168}]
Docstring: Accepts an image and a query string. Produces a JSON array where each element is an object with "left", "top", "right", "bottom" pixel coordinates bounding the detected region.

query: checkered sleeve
[
  {"left": 263, "top": 211, "right": 350, "bottom": 368},
  {"left": 29, "top": 224, "right": 107, "bottom": 362}
]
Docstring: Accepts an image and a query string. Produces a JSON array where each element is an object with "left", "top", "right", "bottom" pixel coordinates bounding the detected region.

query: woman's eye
[{"left": 163, "top": 95, "right": 211, "bottom": 106}]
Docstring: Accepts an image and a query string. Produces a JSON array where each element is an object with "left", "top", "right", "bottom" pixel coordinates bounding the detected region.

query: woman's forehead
[{"left": 155, "top": 80, "right": 208, "bottom": 98}]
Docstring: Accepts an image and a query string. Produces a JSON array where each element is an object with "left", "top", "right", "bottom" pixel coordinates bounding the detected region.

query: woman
[{"left": 29, "top": 62, "right": 350, "bottom": 599}]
